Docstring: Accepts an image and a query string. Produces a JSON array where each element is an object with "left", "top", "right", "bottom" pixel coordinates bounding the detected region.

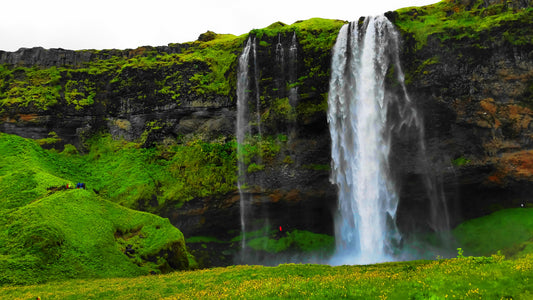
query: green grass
[
  {"left": 0, "top": 133, "right": 204, "bottom": 285},
  {"left": 394, "top": 0, "right": 533, "bottom": 49},
  {"left": 247, "top": 229, "right": 334, "bottom": 254},
  {"left": 0, "top": 188, "right": 189, "bottom": 286},
  {"left": 1, "top": 254, "right": 531, "bottom": 299},
  {"left": 454, "top": 208, "right": 533, "bottom": 258}
]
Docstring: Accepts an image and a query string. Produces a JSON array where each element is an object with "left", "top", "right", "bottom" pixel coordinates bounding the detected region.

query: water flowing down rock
[{"left": 327, "top": 15, "right": 450, "bottom": 265}]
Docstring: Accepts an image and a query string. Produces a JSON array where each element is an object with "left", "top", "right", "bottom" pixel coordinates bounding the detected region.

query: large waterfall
[{"left": 328, "top": 15, "right": 430, "bottom": 265}]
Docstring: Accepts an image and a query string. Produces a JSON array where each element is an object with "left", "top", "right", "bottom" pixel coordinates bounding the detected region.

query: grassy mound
[
  {"left": 454, "top": 208, "right": 533, "bottom": 258},
  {"left": 0, "top": 133, "right": 190, "bottom": 285}
]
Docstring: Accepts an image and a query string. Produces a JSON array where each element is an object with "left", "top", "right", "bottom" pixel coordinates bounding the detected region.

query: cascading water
[
  {"left": 252, "top": 38, "right": 262, "bottom": 137},
  {"left": 328, "top": 15, "right": 432, "bottom": 265},
  {"left": 288, "top": 32, "right": 298, "bottom": 107},
  {"left": 236, "top": 33, "right": 302, "bottom": 264},
  {"left": 236, "top": 36, "right": 268, "bottom": 263},
  {"left": 276, "top": 34, "right": 285, "bottom": 93},
  {"left": 236, "top": 37, "right": 253, "bottom": 253}
]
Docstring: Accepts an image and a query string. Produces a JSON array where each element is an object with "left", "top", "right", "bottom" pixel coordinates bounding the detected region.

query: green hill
[{"left": 0, "top": 133, "right": 190, "bottom": 286}]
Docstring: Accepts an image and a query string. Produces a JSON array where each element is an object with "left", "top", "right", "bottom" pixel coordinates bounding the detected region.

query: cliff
[
  {"left": 0, "top": 0, "right": 532, "bottom": 267},
  {"left": 393, "top": 0, "right": 533, "bottom": 227}
]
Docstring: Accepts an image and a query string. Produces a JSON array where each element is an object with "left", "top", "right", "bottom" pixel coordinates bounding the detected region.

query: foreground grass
[{"left": 1, "top": 255, "right": 532, "bottom": 299}]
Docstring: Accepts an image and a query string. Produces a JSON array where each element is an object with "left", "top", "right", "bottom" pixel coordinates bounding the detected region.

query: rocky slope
[{"left": 0, "top": 0, "right": 532, "bottom": 266}]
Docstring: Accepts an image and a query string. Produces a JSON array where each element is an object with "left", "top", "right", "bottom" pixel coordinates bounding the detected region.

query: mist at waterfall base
[{"left": 235, "top": 16, "right": 454, "bottom": 266}]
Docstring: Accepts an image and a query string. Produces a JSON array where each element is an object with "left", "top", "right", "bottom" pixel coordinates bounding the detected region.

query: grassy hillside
[
  {"left": 454, "top": 208, "right": 533, "bottom": 258},
  {"left": 0, "top": 132, "right": 239, "bottom": 212},
  {"left": 1, "top": 254, "right": 531, "bottom": 299},
  {"left": 0, "top": 133, "right": 192, "bottom": 285}
]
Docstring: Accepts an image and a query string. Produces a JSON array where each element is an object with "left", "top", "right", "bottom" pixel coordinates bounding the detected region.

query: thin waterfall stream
[{"left": 236, "top": 33, "right": 300, "bottom": 263}]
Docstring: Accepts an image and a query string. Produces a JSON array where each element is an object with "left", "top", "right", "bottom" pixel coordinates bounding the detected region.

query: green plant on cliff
[
  {"left": 251, "top": 18, "right": 345, "bottom": 54},
  {"left": 394, "top": 0, "right": 533, "bottom": 49},
  {"left": 180, "top": 33, "right": 245, "bottom": 96},
  {"left": 237, "top": 134, "right": 285, "bottom": 170},
  {"left": 247, "top": 229, "right": 335, "bottom": 254},
  {"left": 64, "top": 78, "right": 96, "bottom": 110},
  {"left": 0, "top": 66, "right": 61, "bottom": 110},
  {"left": 74, "top": 133, "right": 238, "bottom": 210}
]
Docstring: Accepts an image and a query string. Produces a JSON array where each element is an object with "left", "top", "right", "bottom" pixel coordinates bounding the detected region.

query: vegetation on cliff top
[
  {"left": 0, "top": 18, "right": 344, "bottom": 114},
  {"left": 394, "top": 0, "right": 533, "bottom": 49}
]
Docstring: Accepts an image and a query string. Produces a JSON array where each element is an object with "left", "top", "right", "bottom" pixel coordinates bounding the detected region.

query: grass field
[{"left": 1, "top": 253, "right": 531, "bottom": 299}]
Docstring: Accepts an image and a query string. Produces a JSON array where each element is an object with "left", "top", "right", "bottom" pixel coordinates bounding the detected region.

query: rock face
[
  {"left": 395, "top": 1, "right": 533, "bottom": 226},
  {"left": 0, "top": 2, "right": 532, "bottom": 264}
]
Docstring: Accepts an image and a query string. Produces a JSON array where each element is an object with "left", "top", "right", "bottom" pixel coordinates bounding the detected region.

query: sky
[{"left": 1, "top": 0, "right": 440, "bottom": 52}]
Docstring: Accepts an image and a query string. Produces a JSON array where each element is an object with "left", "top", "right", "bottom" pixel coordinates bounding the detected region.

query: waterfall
[
  {"left": 236, "top": 37, "right": 253, "bottom": 253},
  {"left": 327, "top": 15, "right": 428, "bottom": 265},
  {"left": 275, "top": 34, "right": 287, "bottom": 102},
  {"left": 288, "top": 32, "right": 298, "bottom": 107},
  {"left": 252, "top": 38, "right": 262, "bottom": 137},
  {"left": 236, "top": 36, "right": 266, "bottom": 262}
]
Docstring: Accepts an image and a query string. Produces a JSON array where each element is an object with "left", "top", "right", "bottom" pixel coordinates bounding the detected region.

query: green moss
[
  {"left": 452, "top": 156, "right": 471, "bottom": 166},
  {"left": 453, "top": 208, "right": 533, "bottom": 258},
  {"left": 0, "top": 133, "right": 196, "bottom": 285},
  {"left": 297, "top": 93, "right": 329, "bottom": 118},
  {"left": 36, "top": 131, "right": 61, "bottom": 146},
  {"left": 81, "top": 134, "right": 238, "bottom": 209},
  {"left": 0, "top": 131, "right": 237, "bottom": 214},
  {"left": 251, "top": 18, "right": 345, "bottom": 53},
  {"left": 0, "top": 66, "right": 61, "bottom": 110},
  {"left": 394, "top": 1, "right": 533, "bottom": 49},
  {"left": 179, "top": 33, "right": 245, "bottom": 96},
  {"left": 237, "top": 134, "right": 284, "bottom": 168},
  {"left": 247, "top": 163, "right": 265, "bottom": 173},
  {"left": 0, "top": 188, "right": 188, "bottom": 285},
  {"left": 247, "top": 229, "right": 334, "bottom": 254},
  {"left": 185, "top": 236, "right": 226, "bottom": 243},
  {"left": 283, "top": 155, "right": 294, "bottom": 164}
]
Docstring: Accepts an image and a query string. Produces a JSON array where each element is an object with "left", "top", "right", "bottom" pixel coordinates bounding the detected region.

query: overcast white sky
[{"left": 1, "top": 0, "right": 439, "bottom": 52}]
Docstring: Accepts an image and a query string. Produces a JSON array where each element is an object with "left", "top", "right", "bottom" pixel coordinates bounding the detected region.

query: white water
[
  {"left": 236, "top": 36, "right": 268, "bottom": 261},
  {"left": 328, "top": 16, "right": 416, "bottom": 265},
  {"left": 288, "top": 32, "right": 298, "bottom": 107},
  {"left": 236, "top": 37, "right": 253, "bottom": 252}
]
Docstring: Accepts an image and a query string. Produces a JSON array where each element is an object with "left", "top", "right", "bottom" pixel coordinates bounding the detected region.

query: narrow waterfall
[
  {"left": 236, "top": 36, "right": 266, "bottom": 262},
  {"left": 276, "top": 34, "right": 285, "bottom": 85},
  {"left": 328, "top": 15, "right": 423, "bottom": 265},
  {"left": 236, "top": 37, "right": 253, "bottom": 252},
  {"left": 288, "top": 32, "right": 298, "bottom": 107},
  {"left": 252, "top": 38, "right": 262, "bottom": 137}
]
